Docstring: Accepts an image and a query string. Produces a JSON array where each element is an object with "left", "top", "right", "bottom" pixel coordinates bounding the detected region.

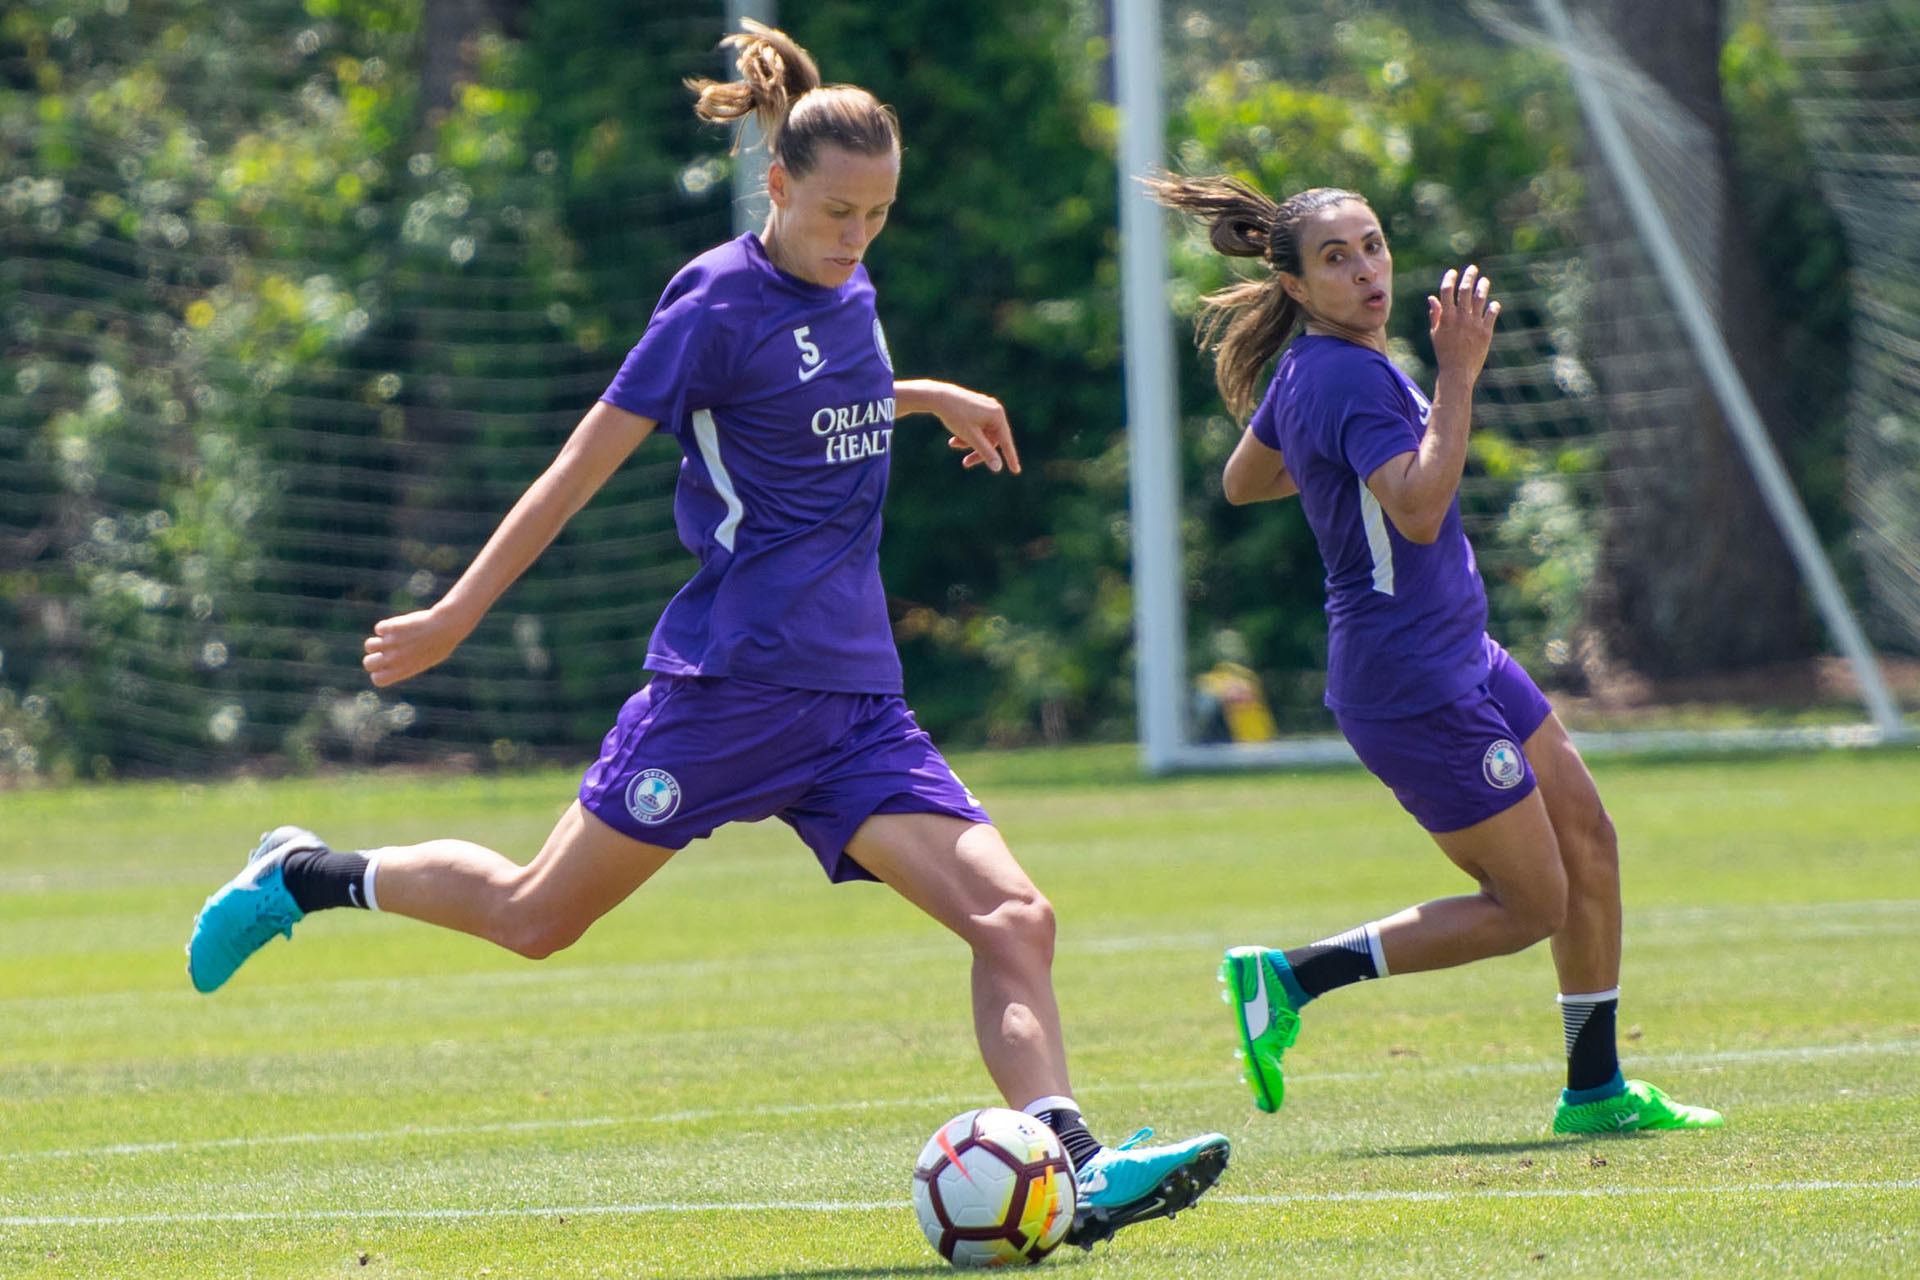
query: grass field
[{"left": 3, "top": 745, "right": 1918, "bottom": 1278}]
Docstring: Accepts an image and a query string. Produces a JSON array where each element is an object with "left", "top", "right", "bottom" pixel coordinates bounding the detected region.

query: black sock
[
  {"left": 1560, "top": 991, "right": 1621, "bottom": 1093},
  {"left": 280, "top": 848, "right": 372, "bottom": 913},
  {"left": 1033, "top": 1105, "right": 1101, "bottom": 1171},
  {"left": 1284, "top": 924, "right": 1382, "bottom": 1000}
]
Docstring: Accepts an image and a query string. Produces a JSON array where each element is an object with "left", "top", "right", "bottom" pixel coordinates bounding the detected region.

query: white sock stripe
[
  {"left": 1364, "top": 921, "right": 1389, "bottom": 978},
  {"left": 361, "top": 852, "right": 381, "bottom": 913},
  {"left": 1560, "top": 1005, "right": 1594, "bottom": 1058},
  {"left": 1558, "top": 991, "right": 1618, "bottom": 1058},
  {"left": 1314, "top": 925, "right": 1373, "bottom": 958},
  {"left": 1019, "top": 1096, "right": 1079, "bottom": 1119}
]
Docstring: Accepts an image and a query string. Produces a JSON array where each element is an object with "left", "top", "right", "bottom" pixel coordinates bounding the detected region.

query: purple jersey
[
  {"left": 602, "top": 234, "right": 902, "bottom": 693},
  {"left": 1251, "top": 334, "right": 1489, "bottom": 719}
]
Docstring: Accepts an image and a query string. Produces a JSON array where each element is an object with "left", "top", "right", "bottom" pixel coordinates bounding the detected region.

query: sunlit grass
[{"left": 3, "top": 746, "right": 1917, "bottom": 1277}]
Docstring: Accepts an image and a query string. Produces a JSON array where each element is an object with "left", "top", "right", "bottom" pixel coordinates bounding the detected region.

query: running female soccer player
[
  {"left": 187, "top": 23, "right": 1228, "bottom": 1245},
  {"left": 1148, "top": 173, "right": 1722, "bottom": 1135}
]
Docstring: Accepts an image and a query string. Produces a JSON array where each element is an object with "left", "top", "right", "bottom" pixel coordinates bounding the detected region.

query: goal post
[
  {"left": 726, "top": 0, "right": 776, "bottom": 236},
  {"left": 1114, "top": 0, "right": 1190, "bottom": 774}
]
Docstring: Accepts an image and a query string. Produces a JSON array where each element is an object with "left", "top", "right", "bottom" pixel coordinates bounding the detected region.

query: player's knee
[
  {"left": 1523, "top": 869, "right": 1571, "bottom": 943},
  {"left": 971, "top": 890, "right": 1056, "bottom": 968},
  {"left": 1518, "top": 889, "right": 1568, "bottom": 944},
  {"left": 494, "top": 909, "right": 587, "bottom": 961},
  {"left": 1490, "top": 873, "right": 1566, "bottom": 949}
]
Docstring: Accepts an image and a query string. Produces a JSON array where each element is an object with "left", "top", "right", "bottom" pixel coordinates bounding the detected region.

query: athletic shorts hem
[
  {"left": 793, "top": 792, "right": 995, "bottom": 886},
  {"left": 1419, "top": 777, "right": 1538, "bottom": 835},
  {"left": 578, "top": 676, "right": 989, "bottom": 884}
]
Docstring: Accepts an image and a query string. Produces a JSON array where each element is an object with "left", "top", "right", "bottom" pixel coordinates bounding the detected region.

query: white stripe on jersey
[
  {"left": 1358, "top": 479, "right": 1395, "bottom": 595},
  {"left": 691, "top": 408, "right": 744, "bottom": 552}
]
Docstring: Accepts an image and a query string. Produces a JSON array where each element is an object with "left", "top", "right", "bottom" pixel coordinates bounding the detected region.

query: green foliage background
[{"left": 0, "top": 0, "right": 1866, "bottom": 777}]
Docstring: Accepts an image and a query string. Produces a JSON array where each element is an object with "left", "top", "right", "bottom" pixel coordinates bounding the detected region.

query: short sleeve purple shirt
[
  {"left": 601, "top": 234, "right": 902, "bottom": 693},
  {"left": 1251, "top": 334, "right": 1490, "bottom": 719}
]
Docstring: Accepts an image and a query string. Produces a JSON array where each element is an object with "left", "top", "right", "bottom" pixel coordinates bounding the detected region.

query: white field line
[
  {"left": 6, "top": 1180, "right": 1920, "bottom": 1229},
  {"left": 1213, "top": 1180, "right": 1920, "bottom": 1204},
  {"left": 8, "top": 900, "right": 1919, "bottom": 1014},
  {"left": 2, "top": 1099, "right": 937, "bottom": 1162},
  {"left": 7, "top": 1035, "right": 1917, "bottom": 1165}
]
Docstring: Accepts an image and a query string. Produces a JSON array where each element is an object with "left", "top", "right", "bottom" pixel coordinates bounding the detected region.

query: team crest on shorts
[
  {"left": 1482, "top": 739, "right": 1525, "bottom": 790},
  {"left": 625, "top": 768, "right": 682, "bottom": 825}
]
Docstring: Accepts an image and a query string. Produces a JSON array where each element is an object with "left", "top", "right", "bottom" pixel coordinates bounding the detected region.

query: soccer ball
[{"left": 911, "top": 1107, "right": 1077, "bottom": 1268}]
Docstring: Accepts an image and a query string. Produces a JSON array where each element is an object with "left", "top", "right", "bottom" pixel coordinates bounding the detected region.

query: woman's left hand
[
  {"left": 931, "top": 385, "right": 1022, "bottom": 474},
  {"left": 893, "top": 378, "right": 1022, "bottom": 473}
]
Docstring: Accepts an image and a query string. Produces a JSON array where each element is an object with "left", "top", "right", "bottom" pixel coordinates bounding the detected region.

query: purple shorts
[
  {"left": 577, "top": 676, "right": 992, "bottom": 883},
  {"left": 1335, "top": 638, "right": 1554, "bottom": 834}
]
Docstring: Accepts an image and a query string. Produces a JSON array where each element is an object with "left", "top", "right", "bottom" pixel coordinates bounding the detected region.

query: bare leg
[
  {"left": 368, "top": 802, "right": 676, "bottom": 959},
  {"left": 1523, "top": 712, "right": 1623, "bottom": 993},
  {"left": 845, "top": 813, "right": 1070, "bottom": 1107},
  {"left": 1370, "top": 788, "right": 1570, "bottom": 974}
]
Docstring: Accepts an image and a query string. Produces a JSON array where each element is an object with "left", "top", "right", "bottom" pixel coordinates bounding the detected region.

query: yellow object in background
[{"left": 1195, "top": 661, "right": 1278, "bottom": 742}]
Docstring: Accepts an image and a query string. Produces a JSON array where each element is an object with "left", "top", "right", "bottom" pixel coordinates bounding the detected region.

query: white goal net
[{"left": 1116, "top": 0, "right": 1915, "bottom": 769}]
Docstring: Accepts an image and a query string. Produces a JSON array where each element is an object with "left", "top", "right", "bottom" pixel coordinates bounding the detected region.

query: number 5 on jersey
[{"left": 793, "top": 326, "right": 828, "bottom": 382}]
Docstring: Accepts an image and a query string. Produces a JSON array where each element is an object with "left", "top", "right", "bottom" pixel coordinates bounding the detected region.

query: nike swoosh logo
[
  {"left": 1615, "top": 1111, "right": 1640, "bottom": 1130},
  {"left": 936, "top": 1130, "right": 975, "bottom": 1183},
  {"left": 797, "top": 360, "right": 829, "bottom": 383},
  {"left": 1243, "top": 958, "right": 1271, "bottom": 1037},
  {"left": 1078, "top": 1169, "right": 1107, "bottom": 1194}
]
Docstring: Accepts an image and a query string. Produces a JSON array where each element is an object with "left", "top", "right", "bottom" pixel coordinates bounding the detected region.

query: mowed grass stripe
[
  {"left": 6, "top": 1033, "right": 1916, "bottom": 1166},
  {"left": 9, "top": 1178, "right": 1920, "bottom": 1228},
  {"left": 9, "top": 894, "right": 1920, "bottom": 1002}
]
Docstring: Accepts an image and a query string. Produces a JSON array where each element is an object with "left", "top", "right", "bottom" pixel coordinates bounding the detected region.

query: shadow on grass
[{"left": 1343, "top": 1134, "right": 1632, "bottom": 1159}]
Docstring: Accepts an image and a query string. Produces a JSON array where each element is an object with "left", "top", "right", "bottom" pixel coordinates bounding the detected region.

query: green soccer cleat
[
  {"left": 185, "top": 826, "right": 323, "bottom": 993},
  {"left": 1218, "top": 946, "right": 1301, "bottom": 1113},
  {"left": 1552, "top": 1079, "right": 1724, "bottom": 1134},
  {"left": 1065, "top": 1128, "right": 1230, "bottom": 1250}
]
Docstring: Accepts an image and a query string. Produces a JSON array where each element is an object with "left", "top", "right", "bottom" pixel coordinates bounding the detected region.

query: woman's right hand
[
  {"left": 363, "top": 604, "right": 475, "bottom": 687},
  {"left": 1427, "top": 264, "right": 1500, "bottom": 384},
  {"left": 358, "top": 402, "right": 657, "bottom": 689}
]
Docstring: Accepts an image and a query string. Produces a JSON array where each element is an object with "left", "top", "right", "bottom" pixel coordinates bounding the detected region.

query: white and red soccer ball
[{"left": 911, "top": 1107, "right": 1076, "bottom": 1268}]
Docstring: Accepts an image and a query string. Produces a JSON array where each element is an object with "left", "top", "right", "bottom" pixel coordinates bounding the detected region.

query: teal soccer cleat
[
  {"left": 1065, "top": 1128, "right": 1230, "bottom": 1249},
  {"left": 186, "top": 826, "right": 323, "bottom": 993}
]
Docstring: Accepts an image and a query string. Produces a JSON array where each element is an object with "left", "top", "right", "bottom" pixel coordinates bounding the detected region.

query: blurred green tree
[{"left": 0, "top": 0, "right": 1877, "bottom": 778}]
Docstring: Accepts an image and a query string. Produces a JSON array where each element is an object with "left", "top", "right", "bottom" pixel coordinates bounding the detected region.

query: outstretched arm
[
  {"left": 1364, "top": 264, "right": 1499, "bottom": 544},
  {"left": 896, "top": 378, "right": 1021, "bottom": 475},
  {"left": 363, "top": 400, "right": 658, "bottom": 687},
  {"left": 1222, "top": 427, "right": 1298, "bottom": 505}
]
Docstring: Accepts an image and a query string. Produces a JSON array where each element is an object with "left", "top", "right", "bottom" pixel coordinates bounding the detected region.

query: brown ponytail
[
  {"left": 687, "top": 19, "right": 899, "bottom": 178},
  {"left": 1143, "top": 172, "right": 1365, "bottom": 421}
]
